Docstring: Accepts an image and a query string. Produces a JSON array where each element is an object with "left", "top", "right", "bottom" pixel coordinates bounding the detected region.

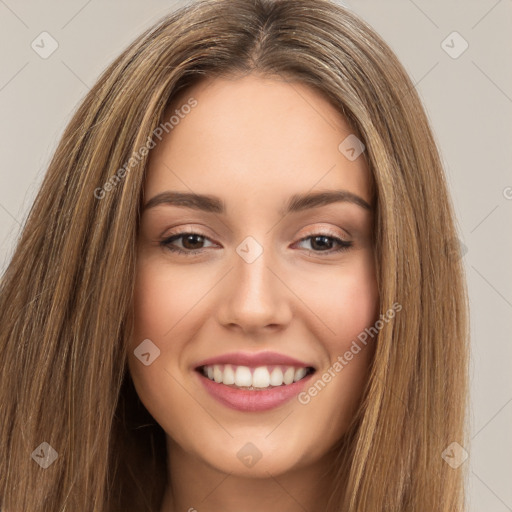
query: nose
[{"left": 215, "top": 241, "right": 293, "bottom": 335}]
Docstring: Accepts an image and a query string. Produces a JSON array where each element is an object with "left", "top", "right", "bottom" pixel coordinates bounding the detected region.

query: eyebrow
[{"left": 143, "top": 189, "right": 372, "bottom": 215}]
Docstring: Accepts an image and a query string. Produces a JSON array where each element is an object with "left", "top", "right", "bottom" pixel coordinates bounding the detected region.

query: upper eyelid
[
  {"left": 163, "top": 219, "right": 352, "bottom": 236},
  {"left": 162, "top": 226, "right": 351, "bottom": 242},
  {"left": 297, "top": 225, "right": 350, "bottom": 240}
]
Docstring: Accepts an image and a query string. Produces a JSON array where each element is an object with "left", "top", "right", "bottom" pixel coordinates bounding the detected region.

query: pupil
[
  {"left": 184, "top": 234, "right": 203, "bottom": 249},
  {"left": 311, "top": 235, "right": 331, "bottom": 251}
]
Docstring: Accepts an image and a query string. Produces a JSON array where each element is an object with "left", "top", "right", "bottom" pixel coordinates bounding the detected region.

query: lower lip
[{"left": 196, "top": 370, "right": 315, "bottom": 412}]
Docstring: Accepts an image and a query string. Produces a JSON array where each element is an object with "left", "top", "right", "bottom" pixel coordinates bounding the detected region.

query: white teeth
[
  {"left": 269, "top": 367, "right": 284, "bottom": 386},
  {"left": 293, "top": 367, "right": 307, "bottom": 382},
  {"left": 223, "top": 364, "right": 235, "bottom": 385},
  {"left": 201, "top": 364, "right": 312, "bottom": 389},
  {"left": 213, "top": 364, "right": 223, "bottom": 383},
  {"left": 252, "top": 367, "right": 270, "bottom": 388},
  {"left": 283, "top": 367, "right": 295, "bottom": 385},
  {"left": 234, "top": 366, "right": 252, "bottom": 387}
]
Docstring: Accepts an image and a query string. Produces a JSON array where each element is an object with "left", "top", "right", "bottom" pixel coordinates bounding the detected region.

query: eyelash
[{"left": 159, "top": 230, "right": 353, "bottom": 257}]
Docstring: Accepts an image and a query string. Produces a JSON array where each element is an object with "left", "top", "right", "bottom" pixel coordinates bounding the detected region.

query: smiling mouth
[{"left": 196, "top": 364, "right": 316, "bottom": 390}]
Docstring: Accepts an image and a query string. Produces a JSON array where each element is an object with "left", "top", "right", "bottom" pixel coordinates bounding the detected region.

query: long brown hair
[{"left": 0, "top": 0, "right": 469, "bottom": 510}]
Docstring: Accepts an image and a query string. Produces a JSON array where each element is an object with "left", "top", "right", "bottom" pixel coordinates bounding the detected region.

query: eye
[
  {"left": 294, "top": 232, "right": 353, "bottom": 254},
  {"left": 160, "top": 231, "right": 216, "bottom": 257}
]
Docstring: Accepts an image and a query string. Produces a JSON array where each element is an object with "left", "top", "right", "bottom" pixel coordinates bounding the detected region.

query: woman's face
[{"left": 128, "top": 73, "right": 379, "bottom": 478}]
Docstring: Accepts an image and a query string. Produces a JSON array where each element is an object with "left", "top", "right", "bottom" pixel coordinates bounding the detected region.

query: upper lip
[{"left": 194, "top": 351, "right": 316, "bottom": 370}]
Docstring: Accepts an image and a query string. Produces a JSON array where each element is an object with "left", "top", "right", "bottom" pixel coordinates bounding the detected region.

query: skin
[{"left": 128, "top": 72, "right": 379, "bottom": 512}]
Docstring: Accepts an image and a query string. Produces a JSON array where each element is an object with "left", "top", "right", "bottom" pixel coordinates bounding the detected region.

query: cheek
[
  {"left": 328, "top": 255, "right": 379, "bottom": 380},
  {"left": 298, "top": 251, "right": 379, "bottom": 348},
  {"left": 131, "top": 256, "right": 207, "bottom": 341},
  {"left": 128, "top": 260, "right": 195, "bottom": 402},
  {"left": 334, "top": 262, "right": 379, "bottom": 342}
]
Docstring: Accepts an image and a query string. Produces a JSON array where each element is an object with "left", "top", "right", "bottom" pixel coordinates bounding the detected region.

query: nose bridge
[
  {"left": 234, "top": 234, "right": 278, "bottom": 306},
  {"left": 217, "top": 234, "right": 292, "bottom": 330}
]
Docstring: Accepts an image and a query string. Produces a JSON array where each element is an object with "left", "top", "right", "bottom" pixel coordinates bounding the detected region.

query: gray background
[{"left": 0, "top": 0, "right": 511, "bottom": 509}]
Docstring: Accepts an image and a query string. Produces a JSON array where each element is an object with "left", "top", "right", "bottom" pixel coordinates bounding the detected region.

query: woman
[{"left": 0, "top": 0, "right": 469, "bottom": 510}]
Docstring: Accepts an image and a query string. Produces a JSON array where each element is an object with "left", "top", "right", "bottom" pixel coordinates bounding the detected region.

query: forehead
[{"left": 145, "top": 74, "right": 371, "bottom": 209}]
